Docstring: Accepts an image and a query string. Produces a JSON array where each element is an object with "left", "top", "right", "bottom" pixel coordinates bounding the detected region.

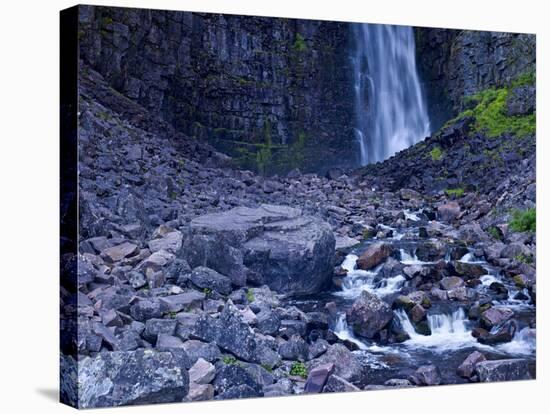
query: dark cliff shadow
[{"left": 36, "top": 388, "right": 59, "bottom": 402}]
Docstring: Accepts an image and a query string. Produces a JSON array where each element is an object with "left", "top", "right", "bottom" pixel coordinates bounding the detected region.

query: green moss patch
[
  {"left": 444, "top": 188, "right": 464, "bottom": 197},
  {"left": 430, "top": 146, "right": 444, "bottom": 161},
  {"left": 449, "top": 71, "right": 535, "bottom": 138}
]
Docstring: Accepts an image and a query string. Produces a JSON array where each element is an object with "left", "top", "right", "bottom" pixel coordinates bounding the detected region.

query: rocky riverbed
[{"left": 60, "top": 64, "right": 535, "bottom": 407}]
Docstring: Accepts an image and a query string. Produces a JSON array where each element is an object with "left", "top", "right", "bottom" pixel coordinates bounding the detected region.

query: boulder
[
  {"left": 77, "top": 350, "right": 189, "bottom": 408},
  {"left": 189, "top": 266, "right": 232, "bottom": 295},
  {"left": 440, "top": 276, "right": 465, "bottom": 290},
  {"left": 213, "top": 364, "right": 263, "bottom": 396},
  {"left": 409, "top": 365, "right": 441, "bottom": 386},
  {"left": 159, "top": 291, "right": 205, "bottom": 313},
  {"left": 452, "top": 261, "right": 485, "bottom": 278},
  {"left": 308, "top": 344, "right": 363, "bottom": 383},
  {"left": 323, "top": 374, "right": 361, "bottom": 393},
  {"left": 476, "top": 359, "right": 532, "bottom": 382},
  {"left": 148, "top": 230, "right": 183, "bottom": 254},
  {"left": 256, "top": 309, "right": 280, "bottom": 335},
  {"left": 129, "top": 299, "right": 162, "bottom": 322},
  {"left": 183, "top": 205, "right": 335, "bottom": 295},
  {"left": 143, "top": 319, "right": 177, "bottom": 343},
  {"left": 480, "top": 307, "right": 514, "bottom": 329},
  {"left": 304, "top": 363, "right": 334, "bottom": 393},
  {"left": 356, "top": 243, "right": 392, "bottom": 270},
  {"left": 192, "top": 301, "right": 279, "bottom": 367},
  {"left": 447, "top": 286, "right": 476, "bottom": 301},
  {"left": 278, "top": 336, "right": 310, "bottom": 361},
  {"left": 437, "top": 201, "right": 461, "bottom": 222},
  {"left": 400, "top": 188, "right": 422, "bottom": 201},
  {"left": 188, "top": 358, "right": 216, "bottom": 384},
  {"left": 182, "top": 340, "right": 221, "bottom": 364},
  {"left": 478, "top": 320, "right": 517, "bottom": 345},
  {"left": 501, "top": 243, "right": 532, "bottom": 260},
  {"left": 185, "top": 383, "right": 214, "bottom": 401},
  {"left": 215, "top": 384, "right": 262, "bottom": 400},
  {"left": 156, "top": 334, "right": 185, "bottom": 351},
  {"left": 457, "top": 351, "right": 486, "bottom": 378},
  {"left": 100, "top": 242, "right": 139, "bottom": 263},
  {"left": 347, "top": 291, "right": 394, "bottom": 338}
]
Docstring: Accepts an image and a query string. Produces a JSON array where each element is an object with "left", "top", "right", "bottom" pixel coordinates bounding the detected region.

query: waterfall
[{"left": 353, "top": 24, "right": 430, "bottom": 165}]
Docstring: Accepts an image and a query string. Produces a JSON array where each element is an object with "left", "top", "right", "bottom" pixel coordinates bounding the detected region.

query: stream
[{"left": 287, "top": 211, "right": 536, "bottom": 385}]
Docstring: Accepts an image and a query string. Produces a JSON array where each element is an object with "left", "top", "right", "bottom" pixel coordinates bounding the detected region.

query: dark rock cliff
[
  {"left": 415, "top": 28, "right": 535, "bottom": 131},
  {"left": 78, "top": 5, "right": 535, "bottom": 174},
  {"left": 79, "top": 5, "right": 356, "bottom": 174}
]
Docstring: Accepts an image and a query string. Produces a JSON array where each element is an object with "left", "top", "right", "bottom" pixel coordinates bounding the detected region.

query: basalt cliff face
[
  {"left": 79, "top": 6, "right": 356, "bottom": 173},
  {"left": 416, "top": 28, "right": 535, "bottom": 131},
  {"left": 79, "top": 5, "right": 535, "bottom": 174}
]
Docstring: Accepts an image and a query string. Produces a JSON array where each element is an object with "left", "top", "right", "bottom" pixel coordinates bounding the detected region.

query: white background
[{"left": 0, "top": 0, "right": 547, "bottom": 411}]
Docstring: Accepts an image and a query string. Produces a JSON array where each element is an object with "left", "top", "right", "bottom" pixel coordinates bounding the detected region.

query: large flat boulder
[
  {"left": 77, "top": 350, "right": 189, "bottom": 408},
  {"left": 183, "top": 204, "right": 335, "bottom": 295}
]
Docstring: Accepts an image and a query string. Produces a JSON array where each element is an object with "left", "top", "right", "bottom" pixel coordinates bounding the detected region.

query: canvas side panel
[{"left": 59, "top": 5, "right": 79, "bottom": 409}]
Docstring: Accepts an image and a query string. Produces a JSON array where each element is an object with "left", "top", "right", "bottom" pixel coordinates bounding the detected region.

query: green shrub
[
  {"left": 246, "top": 288, "right": 255, "bottom": 303},
  {"left": 509, "top": 208, "right": 536, "bottom": 233},
  {"left": 289, "top": 362, "right": 308, "bottom": 378},
  {"left": 515, "top": 253, "right": 533, "bottom": 264},
  {"left": 444, "top": 188, "right": 465, "bottom": 197},
  {"left": 293, "top": 33, "right": 307, "bottom": 52},
  {"left": 430, "top": 146, "right": 443, "bottom": 161}
]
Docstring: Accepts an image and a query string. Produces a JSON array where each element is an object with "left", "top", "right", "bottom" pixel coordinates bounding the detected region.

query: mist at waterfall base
[{"left": 353, "top": 23, "right": 431, "bottom": 166}]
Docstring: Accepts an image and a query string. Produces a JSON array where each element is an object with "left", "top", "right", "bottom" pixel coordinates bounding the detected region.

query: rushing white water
[
  {"left": 396, "top": 308, "right": 483, "bottom": 351},
  {"left": 403, "top": 210, "right": 421, "bottom": 222},
  {"left": 336, "top": 253, "right": 406, "bottom": 298},
  {"left": 459, "top": 252, "right": 485, "bottom": 264},
  {"left": 333, "top": 313, "right": 368, "bottom": 350},
  {"left": 497, "top": 327, "right": 536, "bottom": 355},
  {"left": 353, "top": 23, "right": 430, "bottom": 165},
  {"left": 399, "top": 248, "right": 431, "bottom": 265}
]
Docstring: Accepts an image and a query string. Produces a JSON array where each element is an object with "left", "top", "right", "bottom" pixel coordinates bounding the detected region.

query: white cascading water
[
  {"left": 497, "top": 327, "right": 536, "bottom": 355},
  {"left": 396, "top": 308, "right": 481, "bottom": 351},
  {"left": 336, "top": 253, "right": 406, "bottom": 299},
  {"left": 353, "top": 24, "right": 430, "bottom": 165},
  {"left": 332, "top": 313, "right": 368, "bottom": 350}
]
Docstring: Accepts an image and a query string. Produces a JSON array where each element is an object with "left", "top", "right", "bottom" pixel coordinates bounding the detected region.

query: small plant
[
  {"left": 293, "top": 33, "right": 307, "bottom": 52},
  {"left": 487, "top": 226, "right": 502, "bottom": 240},
  {"left": 222, "top": 355, "right": 238, "bottom": 365},
  {"left": 246, "top": 288, "right": 255, "bottom": 303},
  {"left": 260, "top": 364, "right": 273, "bottom": 373},
  {"left": 509, "top": 208, "right": 536, "bottom": 233},
  {"left": 289, "top": 362, "right": 308, "bottom": 378},
  {"left": 202, "top": 287, "right": 212, "bottom": 296},
  {"left": 515, "top": 253, "right": 533, "bottom": 264},
  {"left": 444, "top": 188, "right": 465, "bottom": 198},
  {"left": 430, "top": 146, "right": 443, "bottom": 161},
  {"left": 362, "top": 228, "right": 374, "bottom": 239},
  {"left": 167, "top": 311, "right": 178, "bottom": 319}
]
